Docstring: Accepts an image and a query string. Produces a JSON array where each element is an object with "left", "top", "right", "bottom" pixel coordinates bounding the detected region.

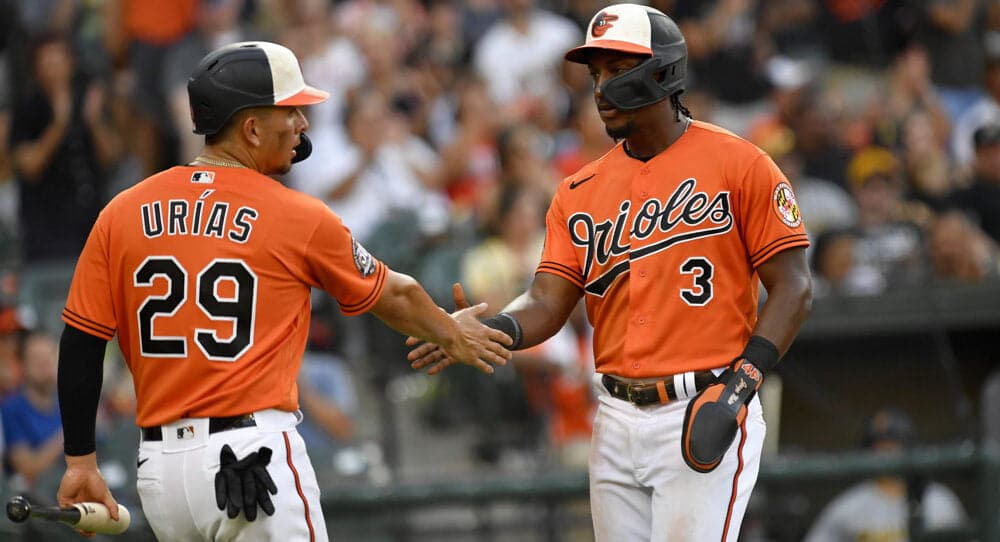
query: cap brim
[
  {"left": 275, "top": 85, "right": 329, "bottom": 106},
  {"left": 565, "top": 41, "right": 652, "bottom": 63}
]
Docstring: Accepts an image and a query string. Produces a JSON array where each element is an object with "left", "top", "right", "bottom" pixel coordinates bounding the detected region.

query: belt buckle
[{"left": 625, "top": 384, "right": 636, "bottom": 404}]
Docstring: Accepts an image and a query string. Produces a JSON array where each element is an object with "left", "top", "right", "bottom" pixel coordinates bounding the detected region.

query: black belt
[
  {"left": 602, "top": 371, "right": 717, "bottom": 406},
  {"left": 141, "top": 414, "right": 256, "bottom": 442}
]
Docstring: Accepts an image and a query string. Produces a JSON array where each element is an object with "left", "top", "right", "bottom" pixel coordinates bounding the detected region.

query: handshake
[{"left": 406, "top": 284, "right": 517, "bottom": 376}]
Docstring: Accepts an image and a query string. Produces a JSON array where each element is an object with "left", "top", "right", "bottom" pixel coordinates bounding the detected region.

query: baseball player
[
  {"left": 54, "top": 41, "right": 512, "bottom": 541},
  {"left": 410, "top": 4, "right": 812, "bottom": 540}
]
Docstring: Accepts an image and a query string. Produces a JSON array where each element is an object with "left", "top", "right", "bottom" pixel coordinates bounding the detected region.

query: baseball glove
[{"left": 681, "top": 359, "right": 763, "bottom": 473}]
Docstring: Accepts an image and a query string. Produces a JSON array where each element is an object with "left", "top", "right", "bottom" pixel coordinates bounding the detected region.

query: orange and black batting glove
[{"left": 681, "top": 336, "right": 779, "bottom": 473}]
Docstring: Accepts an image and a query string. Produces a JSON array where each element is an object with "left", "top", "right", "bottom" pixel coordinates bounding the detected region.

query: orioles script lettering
[{"left": 567, "top": 178, "right": 733, "bottom": 295}]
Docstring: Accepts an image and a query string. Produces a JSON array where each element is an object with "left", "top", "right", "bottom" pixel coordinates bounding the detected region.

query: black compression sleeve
[{"left": 58, "top": 324, "right": 108, "bottom": 456}]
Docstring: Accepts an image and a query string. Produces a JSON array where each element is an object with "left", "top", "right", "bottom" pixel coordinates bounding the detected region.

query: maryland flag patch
[
  {"left": 772, "top": 182, "right": 802, "bottom": 228},
  {"left": 352, "top": 238, "right": 376, "bottom": 278}
]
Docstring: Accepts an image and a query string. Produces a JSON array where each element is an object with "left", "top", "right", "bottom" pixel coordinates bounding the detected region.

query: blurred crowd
[{"left": 0, "top": 0, "right": 999, "bottom": 517}]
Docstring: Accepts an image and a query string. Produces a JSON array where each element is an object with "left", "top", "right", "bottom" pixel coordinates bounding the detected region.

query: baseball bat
[{"left": 5, "top": 495, "right": 131, "bottom": 535}]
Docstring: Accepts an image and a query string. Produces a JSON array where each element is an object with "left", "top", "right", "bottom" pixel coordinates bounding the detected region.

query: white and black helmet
[
  {"left": 565, "top": 3, "right": 687, "bottom": 111},
  {"left": 188, "top": 41, "right": 328, "bottom": 136}
]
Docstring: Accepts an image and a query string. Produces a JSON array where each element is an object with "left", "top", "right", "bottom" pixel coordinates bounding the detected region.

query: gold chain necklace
[{"left": 193, "top": 155, "right": 248, "bottom": 169}]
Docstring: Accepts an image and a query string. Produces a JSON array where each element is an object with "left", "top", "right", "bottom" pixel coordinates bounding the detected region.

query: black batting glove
[{"left": 215, "top": 444, "right": 278, "bottom": 521}]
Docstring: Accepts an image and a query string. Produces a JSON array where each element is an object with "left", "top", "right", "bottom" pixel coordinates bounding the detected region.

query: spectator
[
  {"left": 671, "top": 0, "right": 774, "bottom": 133},
  {"left": 1, "top": 331, "right": 62, "bottom": 494},
  {"left": 472, "top": 0, "right": 579, "bottom": 122},
  {"left": 846, "top": 146, "right": 931, "bottom": 292},
  {"left": 748, "top": 121, "right": 857, "bottom": 239},
  {"left": 950, "top": 123, "right": 1000, "bottom": 243},
  {"left": 818, "top": 0, "right": 913, "bottom": 68},
  {"left": 554, "top": 91, "right": 616, "bottom": 178},
  {"left": 9, "top": 33, "right": 121, "bottom": 266},
  {"left": 899, "top": 110, "right": 954, "bottom": 210},
  {"left": 103, "top": 0, "right": 198, "bottom": 175},
  {"left": 0, "top": 306, "right": 24, "bottom": 399},
  {"left": 289, "top": 89, "right": 449, "bottom": 244},
  {"left": 927, "top": 210, "right": 1000, "bottom": 281},
  {"left": 810, "top": 228, "right": 884, "bottom": 298},
  {"left": 803, "top": 407, "right": 968, "bottom": 542},
  {"left": 437, "top": 74, "right": 503, "bottom": 221},
  {"left": 950, "top": 55, "right": 1000, "bottom": 175},
  {"left": 912, "top": 0, "right": 989, "bottom": 121},
  {"left": 877, "top": 45, "right": 951, "bottom": 152}
]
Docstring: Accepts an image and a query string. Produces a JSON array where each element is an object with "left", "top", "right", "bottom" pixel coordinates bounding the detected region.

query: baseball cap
[
  {"left": 861, "top": 407, "right": 917, "bottom": 449},
  {"left": 973, "top": 123, "right": 1000, "bottom": 148},
  {"left": 847, "top": 146, "right": 899, "bottom": 187},
  {"left": 565, "top": 3, "right": 677, "bottom": 63}
]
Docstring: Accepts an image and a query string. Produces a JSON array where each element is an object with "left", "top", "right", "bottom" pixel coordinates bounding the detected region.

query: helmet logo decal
[
  {"left": 591, "top": 12, "right": 619, "bottom": 37},
  {"left": 772, "top": 182, "right": 802, "bottom": 228}
]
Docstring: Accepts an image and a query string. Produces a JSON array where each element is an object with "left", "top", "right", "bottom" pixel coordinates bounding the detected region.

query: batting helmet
[
  {"left": 187, "top": 41, "right": 329, "bottom": 136},
  {"left": 565, "top": 3, "right": 687, "bottom": 111}
]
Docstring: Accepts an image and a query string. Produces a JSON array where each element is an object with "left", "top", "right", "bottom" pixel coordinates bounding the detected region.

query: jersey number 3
[
  {"left": 134, "top": 257, "right": 257, "bottom": 361},
  {"left": 679, "top": 257, "right": 714, "bottom": 306}
]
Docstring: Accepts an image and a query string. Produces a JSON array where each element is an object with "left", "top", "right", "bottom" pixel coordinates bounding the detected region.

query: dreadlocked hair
[{"left": 671, "top": 92, "right": 692, "bottom": 122}]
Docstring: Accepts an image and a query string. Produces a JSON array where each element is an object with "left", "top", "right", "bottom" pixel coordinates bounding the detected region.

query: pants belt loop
[{"left": 673, "top": 373, "right": 687, "bottom": 400}]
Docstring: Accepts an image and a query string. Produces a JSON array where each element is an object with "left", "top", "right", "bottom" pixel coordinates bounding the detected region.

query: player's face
[
  {"left": 587, "top": 50, "right": 646, "bottom": 139},
  {"left": 257, "top": 106, "right": 309, "bottom": 175}
]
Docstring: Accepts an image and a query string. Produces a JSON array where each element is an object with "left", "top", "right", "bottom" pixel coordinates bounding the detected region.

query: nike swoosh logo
[
  {"left": 569, "top": 174, "right": 596, "bottom": 189},
  {"left": 137, "top": 458, "right": 149, "bottom": 469}
]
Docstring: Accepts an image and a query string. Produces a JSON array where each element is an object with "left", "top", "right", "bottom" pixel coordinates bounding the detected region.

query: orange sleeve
[
  {"left": 737, "top": 153, "right": 810, "bottom": 268},
  {"left": 62, "top": 210, "right": 117, "bottom": 340},
  {"left": 304, "top": 209, "right": 387, "bottom": 316},
  {"left": 537, "top": 190, "right": 586, "bottom": 288}
]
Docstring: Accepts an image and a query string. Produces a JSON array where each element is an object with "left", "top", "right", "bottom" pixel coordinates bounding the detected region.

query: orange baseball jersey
[
  {"left": 538, "top": 120, "right": 808, "bottom": 378},
  {"left": 62, "top": 166, "right": 387, "bottom": 426}
]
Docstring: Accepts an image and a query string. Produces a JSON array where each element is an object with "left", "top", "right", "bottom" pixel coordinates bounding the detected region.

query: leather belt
[
  {"left": 141, "top": 414, "right": 256, "bottom": 442},
  {"left": 602, "top": 371, "right": 717, "bottom": 406}
]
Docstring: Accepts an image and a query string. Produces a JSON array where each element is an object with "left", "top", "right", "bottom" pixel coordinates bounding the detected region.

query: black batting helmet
[
  {"left": 188, "top": 41, "right": 328, "bottom": 136},
  {"left": 565, "top": 3, "right": 687, "bottom": 111}
]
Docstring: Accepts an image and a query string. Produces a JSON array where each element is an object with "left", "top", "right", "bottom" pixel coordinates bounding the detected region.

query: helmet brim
[
  {"left": 275, "top": 85, "right": 330, "bottom": 106},
  {"left": 565, "top": 41, "right": 652, "bottom": 64}
]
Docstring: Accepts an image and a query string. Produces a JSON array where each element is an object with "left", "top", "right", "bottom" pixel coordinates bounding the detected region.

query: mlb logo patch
[
  {"left": 191, "top": 171, "right": 215, "bottom": 184},
  {"left": 176, "top": 425, "right": 195, "bottom": 439}
]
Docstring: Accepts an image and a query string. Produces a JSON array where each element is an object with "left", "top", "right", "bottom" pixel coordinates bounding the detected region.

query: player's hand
[
  {"left": 57, "top": 452, "right": 120, "bottom": 537},
  {"left": 443, "top": 302, "right": 513, "bottom": 374},
  {"left": 214, "top": 444, "right": 278, "bottom": 522},
  {"left": 407, "top": 284, "right": 512, "bottom": 375},
  {"left": 406, "top": 283, "right": 467, "bottom": 369}
]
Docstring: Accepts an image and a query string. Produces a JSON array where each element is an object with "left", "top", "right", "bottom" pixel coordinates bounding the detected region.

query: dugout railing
[{"left": 321, "top": 444, "right": 1000, "bottom": 541}]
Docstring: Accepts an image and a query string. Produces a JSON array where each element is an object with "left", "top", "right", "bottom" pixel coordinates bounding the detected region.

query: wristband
[
  {"left": 481, "top": 312, "right": 523, "bottom": 350},
  {"left": 740, "top": 335, "right": 780, "bottom": 374}
]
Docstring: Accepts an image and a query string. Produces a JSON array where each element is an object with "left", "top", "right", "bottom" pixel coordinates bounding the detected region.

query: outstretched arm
[
  {"left": 408, "top": 273, "right": 582, "bottom": 374},
  {"left": 371, "top": 270, "right": 512, "bottom": 374}
]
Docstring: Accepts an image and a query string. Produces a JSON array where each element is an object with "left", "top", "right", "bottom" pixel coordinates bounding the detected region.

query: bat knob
[{"left": 6, "top": 496, "right": 30, "bottom": 523}]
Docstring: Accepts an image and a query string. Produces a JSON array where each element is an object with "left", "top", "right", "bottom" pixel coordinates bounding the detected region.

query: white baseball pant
[
  {"left": 589, "top": 372, "right": 765, "bottom": 541},
  {"left": 136, "top": 409, "right": 329, "bottom": 541}
]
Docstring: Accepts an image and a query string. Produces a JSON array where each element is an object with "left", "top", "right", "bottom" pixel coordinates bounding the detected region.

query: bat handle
[{"left": 69, "top": 503, "right": 131, "bottom": 535}]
